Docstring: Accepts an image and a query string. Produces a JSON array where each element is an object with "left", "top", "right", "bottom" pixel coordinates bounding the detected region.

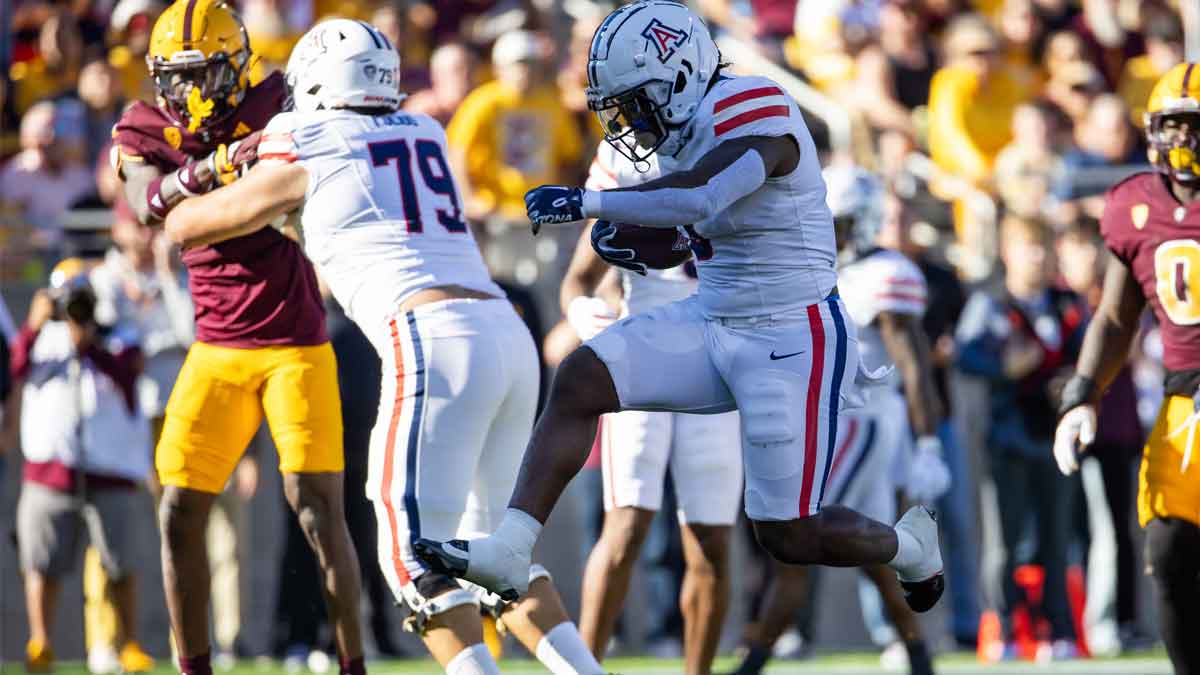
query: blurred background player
[
  {"left": 159, "top": 19, "right": 603, "bottom": 675},
  {"left": 562, "top": 139, "right": 742, "bottom": 675},
  {"left": 958, "top": 215, "right": 1085, "bottom": 659},
  {"left": 109, "top": 2, "right": 364, "bottom": 673},
  {"left": 12, "top": 259, "right": 153, "bottom": 672},
  {"left": 725, "top": 166, "right": 947, "bottom": 675},
  {"left": 1055, "top": 61, "right": 1200, "bottom": 675}
]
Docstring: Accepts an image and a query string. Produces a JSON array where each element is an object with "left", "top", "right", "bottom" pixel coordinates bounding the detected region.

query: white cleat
[
  {"left": 414, "top": 535, "right": 531, "bottom": 602},
  {"left": 892, "top": 506, "right": 945, "bottom": 613}
]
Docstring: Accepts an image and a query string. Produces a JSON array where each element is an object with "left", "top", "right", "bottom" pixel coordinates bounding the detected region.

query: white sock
[
  {"left": 445, "top": 643, "right": 500, "bottom": 675},
  {"left": 535, "top": 621, "right": 604, "bottom": 675},
  {"left": 493, "top": 508, "right": 543, "bottom": 557},
  {"left": 887, "top": 526, "right": 921, "bottom": 577}
]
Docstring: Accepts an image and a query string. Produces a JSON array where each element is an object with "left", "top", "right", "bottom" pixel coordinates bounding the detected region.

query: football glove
[
  {"left": 1053, "top": 404, "right": 1096, "bottom": 476},
  {"left": 906, "top": 435, "right": 951, "bottom": 503},
  {"left": 590, "top": 220, "right": 648, "bottom": 276},
  {"left": 567, "top": 295, "right": 618, "bottom": 341},
  {"left": 209, "top": 131, "right": 262, "bottom": 185},
  {"left": 525, "top": 185, "right": 585, "bottom": 234}
]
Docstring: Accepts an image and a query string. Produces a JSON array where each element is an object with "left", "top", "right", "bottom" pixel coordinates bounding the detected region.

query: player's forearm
[
  {"left": 1073, "top": 311, "right": 1138, "bottom": 401},
  {"left": 165, "top": 163, "right": 307, "bottom": 248},
  {"left": 124, "top": 156, "right": 220, "bottom": 225},
  {"left": 581, "top": 149, "right": 767, "bottom": 227}
]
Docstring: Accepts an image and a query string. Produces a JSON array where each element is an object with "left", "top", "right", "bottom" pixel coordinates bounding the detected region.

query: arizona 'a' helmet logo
[{"left": 641, "top": 19, "right": 688, "bottom": 63}]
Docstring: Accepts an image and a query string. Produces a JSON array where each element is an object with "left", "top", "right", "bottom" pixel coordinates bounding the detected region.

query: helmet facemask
[
  {"left": 1148, "top": 110, "right": 1200, "bottom": 188},
  {"left": 151, "top": 47, "right": 248, "bottom": 133},
  {"left": 589, "top": 79, "right": 675, "bottom": 165}
]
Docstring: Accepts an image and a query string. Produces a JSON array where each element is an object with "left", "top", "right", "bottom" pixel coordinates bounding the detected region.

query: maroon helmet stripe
[
  {"left": 1183, "top": 63, "right": 1196, "bottom": 97},
  {"left": 181, "top": 0, "right": 198, "bottom": 42}
]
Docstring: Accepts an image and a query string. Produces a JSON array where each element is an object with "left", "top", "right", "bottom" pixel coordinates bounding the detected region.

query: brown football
[{"left": 605, "top": 223, "right": 694, "bottom": 270}]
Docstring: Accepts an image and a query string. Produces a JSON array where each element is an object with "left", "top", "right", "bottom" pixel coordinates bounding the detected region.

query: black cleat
[{"left": 900, "top": 571, "right": 945, "bottom": 613}]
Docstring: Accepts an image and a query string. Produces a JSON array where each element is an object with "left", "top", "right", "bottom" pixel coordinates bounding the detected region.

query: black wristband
[{"left": 1058, "top": 374, "right": 1096, "bottom": 418}]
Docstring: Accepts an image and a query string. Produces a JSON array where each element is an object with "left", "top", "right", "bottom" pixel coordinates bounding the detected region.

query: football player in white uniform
[
  {"left": 415, "top": 0, "right": 944, "bottom": 615},
  {"left": 161, "top": 19, "right": 602, "bottom": 675},
  {"left": 562, "top": 141, "right": 742, "bottom": 673},
  {"left": 725, "top": 167, "right": 948, "bottom": 675}
]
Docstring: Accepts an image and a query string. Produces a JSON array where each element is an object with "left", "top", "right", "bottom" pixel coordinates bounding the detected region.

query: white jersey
[
  {"left": 837, "top": 248, "right": 927, "bottom": 388},
  {"left": 260, "top": 109, "right": 503, "bottom": 336},
  {"left": 584, "top": 141, "right": 697, "bottom": 315},
  {"left": 657, "top": 74, "right": 837, "bottom": 318}
]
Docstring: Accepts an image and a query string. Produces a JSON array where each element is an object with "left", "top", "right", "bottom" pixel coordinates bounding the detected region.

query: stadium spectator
[
  {"left": 1073, "top": 0, "right": 1145, "bottom": 89},
  {"left": 997, "top": 0, "right": 1046, "bottom": 88},
  {"left": 81, "top": 199, "right": 190, "bottom": 674},
  {"left": 1045, "top": 59, "right": 1107, "bottom": 132},
  {"left": 1055, "top": 95, "right": 1145, "bottom": 216},
  {"left": 928, "top": 13, "right": 1034, "bottom": 191},
  {"left": 1042, "top": 30, "right": 1090, "bottom": 83},
  {"left": 0, "top": 100, "right": 95, "bottom": 243},
  {"left": 403, "top": 43, "right": 477, "bottom": 128},
  {"left": 1119, "top": 10, "right": 1185, "bottom": 128},
  {"left": 956, "top": 216, "right": 1084, "bottom": 659},
  {"left": 1055, "top": 222, "right": 1144, "bottom": 656},
  {"left": 77, "top": 59, "right": 125, "bottom": 166},
  {"left": 8, "top": 10, "right": 85, "bottom": 115},
  {"left": 12, "top": 259, "right": 153, "bottom": 673},
  {"left": 994, "top": 101, "right": 1065, "bottom": 220},
  {"left": 105, "top": 0, "right": 164, "bottom": 103},
  {"left": 851, "top": 0, "right": 937, "bottom": 142},
  {"left": 447, "top": 30, "right": 583, "bottom": 223},
  {"left": 699, "top": 0, "right": 796, "bottom": 63}
]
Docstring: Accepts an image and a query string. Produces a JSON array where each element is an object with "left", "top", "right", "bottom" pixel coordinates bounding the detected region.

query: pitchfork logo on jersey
[{"left": 641, "top": 19, "right": 688, "bottom": 63}]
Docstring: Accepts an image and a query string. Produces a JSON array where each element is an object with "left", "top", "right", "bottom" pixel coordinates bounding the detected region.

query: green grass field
[{"left": 30, "top": 651, "right": 1175, "bottom": 675}]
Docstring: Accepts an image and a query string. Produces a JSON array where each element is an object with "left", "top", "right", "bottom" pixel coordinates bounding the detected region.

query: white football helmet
[
  {"left": 586, "top": 0, "right": 720, "bottom": 162},
  {"left": 823, "top": 164, "right": 885, "bottom": 254},
  {"left": 286, "top": 19, "right": 403, "bottom": 113}
]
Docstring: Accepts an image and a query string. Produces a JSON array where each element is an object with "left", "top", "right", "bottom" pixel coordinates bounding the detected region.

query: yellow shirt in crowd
[
  {"left": 927, "top": 64, "right": 1034, "bottom": 188},
  {"left": 108, "top": 46, "right": 155, "bottom": 103},
  {"left": 9, "top": 58, "right": 78, "bottom": 115},
  {"left": 447, "top": 80, "right": 583, "bottom": 220},
  {"left": 1120, "top": 55, "right": 1168, "bottom": 128}
]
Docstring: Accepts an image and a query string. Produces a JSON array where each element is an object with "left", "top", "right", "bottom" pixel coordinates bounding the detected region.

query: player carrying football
[
  {"left": 161, "top": 19, "right": 603, "bottom": 675},
  {"left": 1054, "top": 62, "right": 1200, "bottom": 675},
  {"left": 110, "top": 2, "right": 363, "bottom": 673},
  {"left": 415, "top": 0, "right": 945, "bottom": 614}
]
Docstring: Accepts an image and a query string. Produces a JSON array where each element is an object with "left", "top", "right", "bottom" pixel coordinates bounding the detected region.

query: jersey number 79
[{"left": 369, "top": 139, "right": 468, "bottom": 234}]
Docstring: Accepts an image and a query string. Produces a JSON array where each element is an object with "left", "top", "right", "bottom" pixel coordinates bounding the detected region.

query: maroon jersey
[
  {"left": 1101, "top": 171, "right": 1200, "bottom": 373},
  {"left": 112, "top": 73, "right": 328, "bottom": 348}
]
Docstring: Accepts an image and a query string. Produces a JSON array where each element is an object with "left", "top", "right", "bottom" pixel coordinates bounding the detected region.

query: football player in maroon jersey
[
  {"left": 109, "top": 2, "right": 364, "bottom": 674},
  {"left": 1054, "top": 62, "right": 1200, "bottom": 675}
]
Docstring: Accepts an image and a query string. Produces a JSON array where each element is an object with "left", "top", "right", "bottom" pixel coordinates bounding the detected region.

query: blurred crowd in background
[{"left": 0, "top": 0, "right": 1190, "bottom": 669}]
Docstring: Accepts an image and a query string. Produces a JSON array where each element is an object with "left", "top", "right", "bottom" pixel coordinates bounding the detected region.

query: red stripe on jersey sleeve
[
  {"left": 713, "top": 86, "right": 784, "bottom": 113},
  {"left": 876, "top": 292, "right": 926, "bottom": 304},
  {"left": 714, "top": 105, "right": 790, "bottom": 136},
  {"left": 884, "top": 277, "right": 925, "bottom": 288},
  {"left": 258, "top": 152, "right": 298, "bottom": 162}
]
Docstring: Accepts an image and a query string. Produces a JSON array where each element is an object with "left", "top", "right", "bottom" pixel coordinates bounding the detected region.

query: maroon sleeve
[
  {"left": 112, "top": 101, "right": 191, "bottom": 173},
  {"left": 10, "top": 325, "right": 40, "bottom": 381},
  {"left": 1099, "top": 179, "right": 1139, "bottom": 267}
]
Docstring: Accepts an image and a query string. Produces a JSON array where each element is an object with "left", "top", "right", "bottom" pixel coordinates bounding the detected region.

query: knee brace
[{"left": 400, "top": 572, "right": 480, "bottom": 636}]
